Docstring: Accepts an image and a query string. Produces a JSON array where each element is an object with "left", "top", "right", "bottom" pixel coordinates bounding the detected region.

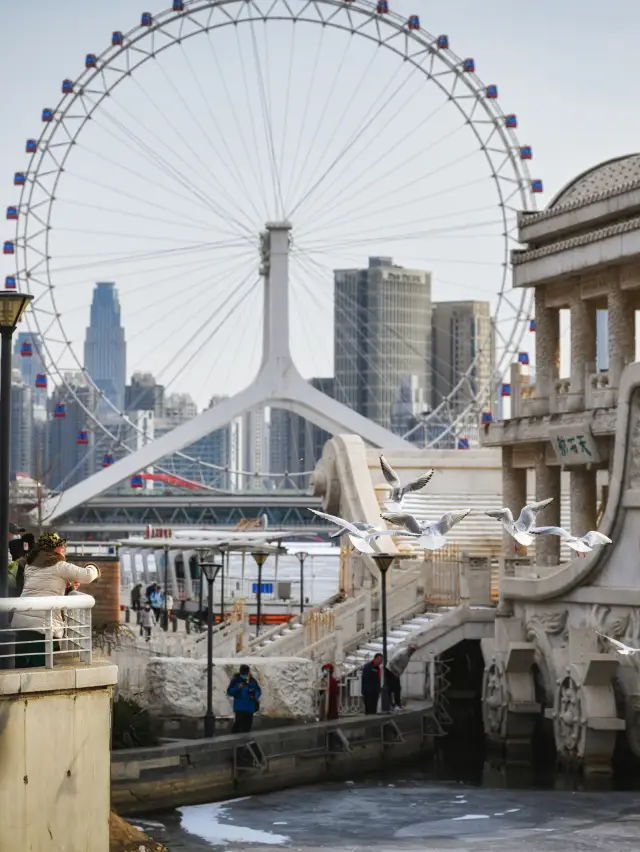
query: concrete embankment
[{"left": 112, "top": 704, "right": 437, "bottom": 815}]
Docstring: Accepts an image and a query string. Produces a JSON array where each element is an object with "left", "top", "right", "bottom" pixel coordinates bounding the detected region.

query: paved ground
[{"left": 136, "top": 774, "right": 640, "bottom": 851}]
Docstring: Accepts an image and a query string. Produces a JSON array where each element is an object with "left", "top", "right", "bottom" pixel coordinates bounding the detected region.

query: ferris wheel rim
[{"left": 11, "top": 0, "right": 538, "bottom": 480}]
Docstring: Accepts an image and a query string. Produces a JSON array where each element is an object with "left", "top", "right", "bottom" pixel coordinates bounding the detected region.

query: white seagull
[
  {"left": 308, "top": 508, "right": 420, "bottom": 554},
  {"left": 380, "top": 510, "right": 471, "bottom": 551},
  {"left": 596, "top": 632, "right": 640, "bottom": 656},
  {"left": 485, "top": 498, "right": 554, "bottom": 550},
  {"left": 530, "top": 527, "right": 612, "bottom": 557},
  {"left": 379, "top": 455, "right": 435, "bottom": 511}
]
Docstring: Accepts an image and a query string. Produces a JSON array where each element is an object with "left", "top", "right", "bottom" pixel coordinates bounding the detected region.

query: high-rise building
[
  {"left": 268, "top": 378, "right": 335, "bottom": 487},
  {"left": 10, "top": 369, "right": 33, "bottom": 479},
  {"left": 241, "top": 407, "right": 268, "bottom": 490},
  {"left": 84, "top": 282, "right": 127, "bottom": 411},
  {"left": 431, "top": 300, "right": 495, "bottom": 418},
  {"left": 13, "top": 332, "right": 47, "bottom": 409},
  {"left": 334, "top": 257, "right": 432, "bottom": 431},
  {"left": 125, "top": 371, "right": 165, "bottom": 417},
  {"left": 46, "top": 373, "right": 97, "bottom": 490},
  {"left": 154, "top": 394, "right": 233, "bottom": 489}
]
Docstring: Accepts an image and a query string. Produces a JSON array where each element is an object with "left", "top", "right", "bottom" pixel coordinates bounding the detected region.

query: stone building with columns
[{"left": 482, "top": 154, "right": 640, "bottom": 564}]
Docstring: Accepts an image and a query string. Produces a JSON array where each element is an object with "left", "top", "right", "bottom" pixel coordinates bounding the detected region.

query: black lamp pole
[
  {"left": 0, "top": 293, "right": 33, "bottom": 670},
  {"left": 372, "top": 554, "right": 394, "bottom": 713},
  {"left": 162, "top": 545, "right": 169, "bottom": 631},
  {"left": 295, "top": 551, "right": 308, "bottom": 615},
  {"left": 251, "top": 551, "right": 269, "bottom": 636},
  {"left": 219, "top": 548, "right": 227, "bottom": 624},
  {"left": 201, "top": 559, "right": 222, "bottom": 738}
]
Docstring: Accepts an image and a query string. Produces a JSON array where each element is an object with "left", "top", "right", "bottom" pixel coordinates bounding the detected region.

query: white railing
[{"left": 0, "top": 595, "right": 94, "bottom": 669}]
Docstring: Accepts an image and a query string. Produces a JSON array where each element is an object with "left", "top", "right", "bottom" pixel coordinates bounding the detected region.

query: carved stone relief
[
  {"left": 482, "top": 662, "right": 507, "bottom": 739},
  {"left": 525, "top": 610, "right": 569, "bottom": 641},
  {"left": 625, "top": 389, "right": 640, "bottom": 489},
  {"left": 590, "top": 605, "right": 631, "bottom": 642},
  {"left": 554, "top": 675, "right": 583, "bottom": 755}
]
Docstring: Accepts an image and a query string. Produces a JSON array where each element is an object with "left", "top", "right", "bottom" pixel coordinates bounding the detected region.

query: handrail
[
  {"left": 0, "top": 595, "right": 96, "bottom": 612},
  {"left": 0, "top": 595, "right": 94, "bottom": 669}
]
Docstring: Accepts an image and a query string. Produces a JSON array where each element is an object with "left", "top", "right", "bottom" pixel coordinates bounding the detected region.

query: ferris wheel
[{"left": 5, "top": 0, "right": 540, "bottom": 493}]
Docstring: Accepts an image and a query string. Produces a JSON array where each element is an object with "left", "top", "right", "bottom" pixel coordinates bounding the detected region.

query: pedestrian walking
[
  {"left": 361, "top": 653, "right": 383, "bottom": 715},
  {"left": 385, "top": 644, "right": 417, "bottom": 710},
  {"left": 140, "top": 603, "right": 155, "bottom": 641},
  {"left": 150, "top": 585, "right": 164, "bottom": 622},
  {"left": 227, "top": 664, "right": 262, "bottom": 733},
  {"left": 131, "top": 583, "right": 142, "bottom": 611}
]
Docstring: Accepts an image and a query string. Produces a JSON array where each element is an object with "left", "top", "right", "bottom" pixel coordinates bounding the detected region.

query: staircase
[{"left": 342, "top": 609, "right": 453, "bottom": 672}]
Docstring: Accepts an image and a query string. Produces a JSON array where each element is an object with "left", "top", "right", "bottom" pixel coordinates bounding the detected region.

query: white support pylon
[{"left": 41, "top": 222, "right": 412, "bottom": 522}]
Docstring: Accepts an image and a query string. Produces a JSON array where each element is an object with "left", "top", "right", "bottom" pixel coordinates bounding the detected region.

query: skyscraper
[
  {"left": 13, "top": 332, "right": 47, "bottom": 409},
  {"left": 268, "top": 378, "right": 335, "bottom": 486},
  {"left": 334, "top": 257, "right": 432, "bottom": 431},
  {"left": 125, "top": 371, "right": 165, "bottom": 418},
  {"left": 431, "top": 300, "right": 495, "bottom": 418},
  {"left": 10, "top": 369, "right": 33, "bottom": 479},
  {"left": 46, "top": 373, "right": 97, "bottom": 490},
  {"left": 84, "top": 282, "right": 127, "bottom": 412}
]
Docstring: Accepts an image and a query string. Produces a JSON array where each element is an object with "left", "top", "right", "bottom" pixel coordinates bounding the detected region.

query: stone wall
[
  {"left": 145, "top": 656, "right": 316, "bottom": 721},
  {"left": 69, "top": 555, "right": 120, "bottom": 627}
]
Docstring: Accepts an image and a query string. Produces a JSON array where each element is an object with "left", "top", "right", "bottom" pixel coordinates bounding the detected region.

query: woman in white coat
[{"left": 12, "top": 532, "right": 100, "bottom": 668}]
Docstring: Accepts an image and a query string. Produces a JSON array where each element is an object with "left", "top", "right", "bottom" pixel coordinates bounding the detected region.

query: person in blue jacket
[{"left": 227, "top": 664, "right": 262, "bottom": 733}]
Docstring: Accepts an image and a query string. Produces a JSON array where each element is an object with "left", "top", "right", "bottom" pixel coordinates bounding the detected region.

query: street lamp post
[
  {"left": 219, "top": 549, "right": 227, "bottom": 625},
  {"left": 200, "top": 559, "right": 222, "bottom": 738},
  {"left": 295, "top": 551, "right": 308, "bottom": 615},
  {"left": 371, "top": 553, "right": 395, "bottom": 713},
  {"left": 0, "top": 293, "right": 34, "bottom": 669},
  {"left": 162, "top": 545, "right": 169, "bottom": 631},
  {"left": 251, "top": 551, "right": 269, "bottom": 636}
]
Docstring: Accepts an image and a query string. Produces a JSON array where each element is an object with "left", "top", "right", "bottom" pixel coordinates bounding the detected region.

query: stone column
[
  {"left": 570, "top": 467, "right": 597, "bottom": 535},
  {"left": 502, "top": 446, "right": 526, "bottom": 555},
  {"left": 534, "top": 287, "right": 560, "bottom": 400},
  {"left": 534, "top": 445, "right": 561, "bottom": 567},
  {"left": 608, "top": 277, "right": 635, "bottom": 388},
  {"left": 570, "top": 290, "right": 596, "bottom": 401}
]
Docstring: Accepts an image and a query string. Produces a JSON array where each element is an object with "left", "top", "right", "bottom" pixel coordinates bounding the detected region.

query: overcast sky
[{"left": 1, "top": 1, "right": 638, "bottom": 410}]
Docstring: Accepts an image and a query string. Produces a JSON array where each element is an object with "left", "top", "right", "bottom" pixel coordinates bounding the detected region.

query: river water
[{"left": 134, "top": 752, "right": 640, "bottom": 851}]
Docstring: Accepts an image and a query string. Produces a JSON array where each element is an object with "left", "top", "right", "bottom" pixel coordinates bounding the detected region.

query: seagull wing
[
  {"left": 309, "top": 508, "right": 361, "bottom": 536},
  {"left": 379, "top": 455, "right": 401, "bottom": 488},
  {"left": 485, "top": 508, "right": 513, "bottom": 524},
  {"left": 380, "top": 512, "right": 422, "bottom": 535},
  {"left": 530, "top": 526, "right": 571, "bottom": 539},
  {"left": 582, "top": 531, "right": 613, "bottom": 547},
  {"left": 597, "top": 632, "right": 633, "bottom": 652},
  {"left": 403, "top": 469, "right": 435, "bottom": 496},
  {"left": 435, "top": 510, "right": 471, "bottom": 535},
  {"left": 517, "top": 497, "right": 554, "bottom": 529}
]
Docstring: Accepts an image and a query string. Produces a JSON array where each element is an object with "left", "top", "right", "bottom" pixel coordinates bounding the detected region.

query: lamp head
[
  {"left": 371, "top": 553, "right": 394, "bottom": 573},
  {"left": 0, "top": 292, "right": 33, "bottom": 331},
  {"left": 251, "top": 550, "right": 268, "bottom": 567},
  {"left": 295, "top": 551, "right": 308, "bottom": 564},
  {"left": 200, "top": 561, "right": 222, "bottom": 582}
]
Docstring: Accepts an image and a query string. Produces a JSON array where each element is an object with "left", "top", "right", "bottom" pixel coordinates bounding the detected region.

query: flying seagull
[
  {"left": 530, "top": 527, "right": 612, "bottom": 557},
  {"left": 596, "top": 632, "right": 640, "bottom": 656},
  {"left": 380, "top": 509, "right": 471, "bottom": 551},
  {"left": 308, "top": 508, "right": 420, "bottom": 554},
  {"left": 379, "top": 455, "right": 435, "bottom": 511},
  {"left": 485, "top": 498, "right": 554, "bottom": 550}
]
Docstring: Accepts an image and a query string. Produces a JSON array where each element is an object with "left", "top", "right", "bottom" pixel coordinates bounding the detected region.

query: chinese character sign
[{"left": 549, "top": 425, "right": 600, "bottom": 464}]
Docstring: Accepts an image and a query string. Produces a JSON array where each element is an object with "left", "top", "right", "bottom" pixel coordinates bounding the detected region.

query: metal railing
[{"left": 0, "top": 595, "right": 94, "bottom": 669}]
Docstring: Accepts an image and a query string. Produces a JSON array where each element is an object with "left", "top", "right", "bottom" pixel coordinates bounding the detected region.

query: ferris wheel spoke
[
  {"left": 54, "top": 196, "right": 217, "bottom": 235},
  {"left": 162, "top": 275, "right": 261, "bottom": 391},
  {"left": 204, "top": 30, "right": 271, "bottom": 216},
  {"left": 284, "top": 29, "right": 354, "bottom": 210},
  {"left": 247, "top": 21, "right": 285, "bottom": 219},
  {"left": 282, "top": 23, "right": 330, "bottom": 212},
  {"left": 89, "top": 93, "right": 254, "bottom": 238},
  {"left": 301, "top": 124, "right": 472, "bottom": 233},
  {"left": 149, "top": 56, "right": 261, "bottom": 230},
  {"left": 177, "top": 43, "right": 264, "bottom": 224},
  {"left": 277, "top": 22, "right": 297, "bottom": 191},
  {"left": 69, "top": 89, "right": 238, "bottom": 226},
  {"left": 294, "top": 63, "right": 443, "bottom": 225},
  {"left": 287, "top": 53, "right": 419, "bottom": 218}
]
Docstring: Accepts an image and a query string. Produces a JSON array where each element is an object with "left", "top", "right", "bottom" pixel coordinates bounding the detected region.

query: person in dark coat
[
  {"left": 227, "top": 664, "right": 262, "bottom": 734},
  {"left": 361, "top": 653, "right": 383, "bottom": 715}
]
